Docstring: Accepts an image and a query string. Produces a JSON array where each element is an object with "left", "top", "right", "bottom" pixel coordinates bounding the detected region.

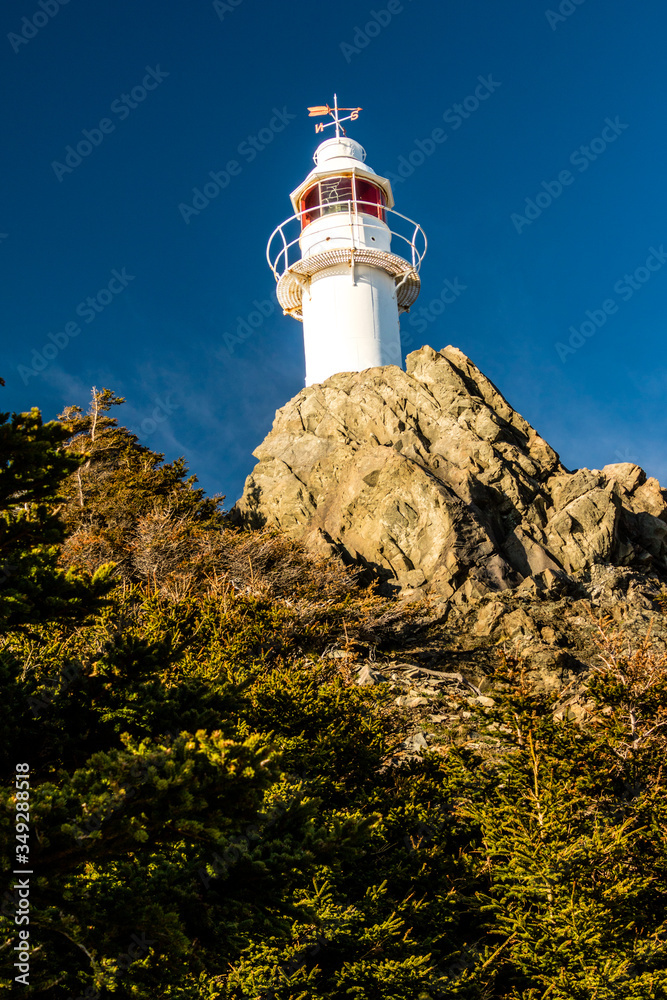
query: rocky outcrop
[{"left": 234, "top": 346, "right": 667, "bottom": 603}]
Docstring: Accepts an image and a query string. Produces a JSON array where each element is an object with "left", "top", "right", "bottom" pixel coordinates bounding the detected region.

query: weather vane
[{"left": 307, "top": 94, "right": 363, "bottom": 138}]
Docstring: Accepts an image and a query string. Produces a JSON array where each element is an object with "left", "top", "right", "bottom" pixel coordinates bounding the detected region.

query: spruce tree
[
  {"left": 57, "top": 387, "right": 224, "bottom": 587},
  {"left": 2, "top": 383, "right": 667, "bottom": 999},
  {"left": 0, "top": 402, "right": 114, "bottom": 629}
]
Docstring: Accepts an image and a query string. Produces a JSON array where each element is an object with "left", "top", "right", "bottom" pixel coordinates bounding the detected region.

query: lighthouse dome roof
[{"left": 314, "top": 136, "right": 367, "bottom": 167}]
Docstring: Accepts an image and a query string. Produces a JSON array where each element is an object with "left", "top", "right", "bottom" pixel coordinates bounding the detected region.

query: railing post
[
  {"left": 267, "top": 206, "right": 425, "bottom": 282},
  {"left": 280, "top": 225, "right": 288, "bottom": 274}
]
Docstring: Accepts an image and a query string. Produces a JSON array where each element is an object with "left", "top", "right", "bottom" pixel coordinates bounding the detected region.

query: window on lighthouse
[
  {"left": 301, "top": 185, "right": 321, "bottom": 227},
  {"left": 320, "top": 176, "right": 354, "bottom": 213},
  {"left": 355, "top": 178, "right": 386, "bottom": 222},
  {"left": 300, "top": 177, "right": 386, "bottom": 228}
]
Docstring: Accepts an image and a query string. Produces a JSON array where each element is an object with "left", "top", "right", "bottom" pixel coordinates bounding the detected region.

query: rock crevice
[{"left": 234, "top": 346, "right": 667, "bottom": 601}]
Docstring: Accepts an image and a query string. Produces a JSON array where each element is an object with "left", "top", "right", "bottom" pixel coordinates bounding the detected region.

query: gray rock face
[{"left": 234, "top": 346, "right": 667, "bottom": 602}]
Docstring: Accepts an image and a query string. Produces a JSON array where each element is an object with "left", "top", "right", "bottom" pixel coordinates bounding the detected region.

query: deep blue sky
[{"left": 2, "top": 0, "right": 666, "bottom": 505}]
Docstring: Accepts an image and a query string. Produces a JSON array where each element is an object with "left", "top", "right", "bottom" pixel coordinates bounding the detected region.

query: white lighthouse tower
[{"left": 267, "top": 97, "right": 427, "bottom": 386}]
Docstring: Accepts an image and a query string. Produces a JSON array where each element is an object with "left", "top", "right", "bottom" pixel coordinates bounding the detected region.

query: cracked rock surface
[{"left": 234, "top": 346, "right": 667, "bottom": 603}]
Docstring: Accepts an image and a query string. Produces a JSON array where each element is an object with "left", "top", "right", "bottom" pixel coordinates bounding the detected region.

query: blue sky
[{"left": 2, "top": 0, "right": 666, "bottom": 505}]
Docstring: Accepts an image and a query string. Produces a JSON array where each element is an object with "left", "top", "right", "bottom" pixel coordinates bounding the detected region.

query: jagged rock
[
  {"left": 403, "top": 730, "right": 428, "bottom": 753},
  {"left": 474, "top": 695, "right": 496, "bottom": 708},
  {"left": 395, "top": 695, "right": 429, "bottom": 708},
  {"left": 234, "top": 346, "right": 667, "bottom": 600},
  {"left": 355, "top": 664, "right": 385, "bottom": 686}
]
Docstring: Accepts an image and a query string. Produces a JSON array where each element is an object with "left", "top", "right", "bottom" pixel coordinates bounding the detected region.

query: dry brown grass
[{"left": 590, "top": 613, "right": 667, "bottom": 757}]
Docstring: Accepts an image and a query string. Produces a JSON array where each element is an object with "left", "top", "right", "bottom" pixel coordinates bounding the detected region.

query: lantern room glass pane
[
  {"left": 301, "top": 184, "right": 321, "bottom": 228},
  {"left": 300, "top": 176, "right": 387, "bottom": 230},
  {"left": 355, "top": 178, "right": 386, "bottom": 221},
  {"left": 320, "top": 176, "right": 354, "bottom": 215}
]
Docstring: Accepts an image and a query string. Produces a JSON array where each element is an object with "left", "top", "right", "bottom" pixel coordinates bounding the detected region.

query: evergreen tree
[
  {"left": 2, "top": 384, "right": 667, "bottom": 999},
  {"left": 454, "top": 651, "right": 667, "bottom": 999},
  {"left": 0, "top": 402, "right": 113, "bottom": 629},
  {"left": 57, "top": 387, "right": 224, "bottom": 589}
]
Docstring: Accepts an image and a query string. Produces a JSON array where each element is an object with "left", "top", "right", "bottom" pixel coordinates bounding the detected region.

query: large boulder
[{"left": 233, "top": 346, "right": 667, "bottom": 602}]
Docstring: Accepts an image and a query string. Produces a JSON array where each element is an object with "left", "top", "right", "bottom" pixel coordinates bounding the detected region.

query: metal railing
[{"left": 267, "top": 200, "right": 427, "bottom": 281}]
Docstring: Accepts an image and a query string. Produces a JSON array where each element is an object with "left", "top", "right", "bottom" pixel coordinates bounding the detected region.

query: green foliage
[
  {"left": 655, "top": 587, "right": 667, "bottom": 614},
  {"left": 8, "top": 583, "right": 665, "bottom": 997},
  {"left": 57, "top": 387, "right": 224, "bottom": 589},
  {"left": 0, "top": 588, "right": 441, "bottom": 996},
  {"left": 1, "top": 389, "right": 667, "bottom": 998},
  {"left": 467, "top": 730, "right": 667, "bottom": 997},
  {"left": 0, "top": 406, "right": 114, "bottom": 629},
  {"left": 453, "top": 648, "right": 667, "bottom": 999}
]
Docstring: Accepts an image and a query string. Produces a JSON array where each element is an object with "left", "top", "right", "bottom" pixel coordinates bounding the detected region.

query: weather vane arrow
[{"left": 307, "top": 94, "right": 362, "bottom": 137}]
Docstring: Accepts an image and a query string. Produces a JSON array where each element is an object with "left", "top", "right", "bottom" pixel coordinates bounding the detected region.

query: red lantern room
[
  {"left": 288, "top": 132, "right": 395, "bottom": 232},
  {"left": 299, "top": 174, "right": 387, "bottom": 228}
]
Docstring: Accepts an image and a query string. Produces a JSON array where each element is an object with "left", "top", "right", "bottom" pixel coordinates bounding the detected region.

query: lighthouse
[{"left": 267, "top": 97, "right": 427, "bottom": 386}]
